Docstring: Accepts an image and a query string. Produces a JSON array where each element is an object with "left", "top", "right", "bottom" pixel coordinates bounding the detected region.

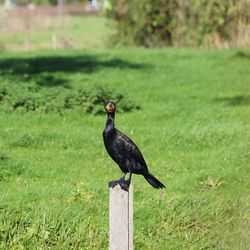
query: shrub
[
  {"left": 106, "top": 0, "right": 250, "bottom": 48},
  {"left": 0, "top": 82, "right": 140, "bottom": 115}
]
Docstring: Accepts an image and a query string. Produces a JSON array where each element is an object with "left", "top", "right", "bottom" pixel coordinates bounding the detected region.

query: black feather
[
  {"left": 103, "top": 101, "right": 165, "bottom": 190},
  {"left": 143, "top": 173, "right": 166, "bottom": 189}
]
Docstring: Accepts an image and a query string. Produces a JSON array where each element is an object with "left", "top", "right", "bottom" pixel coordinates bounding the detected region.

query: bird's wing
[{"left": 116, "top": 130, "right": 147, "bottom": 167}]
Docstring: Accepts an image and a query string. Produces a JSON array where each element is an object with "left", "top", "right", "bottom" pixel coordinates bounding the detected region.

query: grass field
[
  {"left": 0, "top": 15, "right": 110, "bottom": 51},
  {"left": 0, "top": 47, "right": 249, "bottom": 249}
]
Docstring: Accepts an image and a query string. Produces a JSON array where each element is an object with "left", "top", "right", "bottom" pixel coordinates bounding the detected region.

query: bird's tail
[{"left": 143, "top": 172, "right": 165, "bottom": 189}]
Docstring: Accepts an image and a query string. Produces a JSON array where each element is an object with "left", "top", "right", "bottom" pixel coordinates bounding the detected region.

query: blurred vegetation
[
  {"left": 0, "top": 0, "right": 89, "bottom": 5},
  {"left": 107, "top": 0, "right": 250, "bottom": 47},
  {"left": 0, "top": 82, "right": 139, "bottom": 115},
  {"left": 0, "top": 53, "right": 141, "bottom": 114},
  {"left": 0, "top": 16, "right": 110, "bottom": 51}
]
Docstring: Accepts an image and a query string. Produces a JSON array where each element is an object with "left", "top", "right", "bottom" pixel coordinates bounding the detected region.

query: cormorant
[{"left": 103, "top": 101, "right": 165, "bottom": 191}]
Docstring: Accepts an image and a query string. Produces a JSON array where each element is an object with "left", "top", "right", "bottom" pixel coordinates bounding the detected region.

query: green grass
[
  {"left": 0, "top": 15, "right": 110, "bottom": 51},
  {"left": 0, "top": 48, "right": 249, "bottom": 249}
]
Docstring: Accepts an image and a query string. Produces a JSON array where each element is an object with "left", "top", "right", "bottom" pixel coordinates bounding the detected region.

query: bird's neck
[{"left": 105, "top": 112, "right": 115, "bottom": 133}]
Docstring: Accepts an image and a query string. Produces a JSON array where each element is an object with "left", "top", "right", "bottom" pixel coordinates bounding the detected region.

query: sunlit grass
[{"left": 0, "top": 48, "right": 249, "bottom": 249}]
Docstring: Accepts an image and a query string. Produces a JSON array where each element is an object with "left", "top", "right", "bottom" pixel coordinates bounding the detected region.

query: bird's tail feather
[{"left": 144, "top": 173, "right": 165, "bottom": 189}]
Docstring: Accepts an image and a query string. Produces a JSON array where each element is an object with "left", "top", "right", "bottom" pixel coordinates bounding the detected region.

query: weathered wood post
[{"left": 109, "top": 184, "right": 133, "bottom": 250}]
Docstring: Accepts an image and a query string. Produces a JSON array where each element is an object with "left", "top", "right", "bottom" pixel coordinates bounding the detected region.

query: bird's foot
[
  {"left": 108, "top": 180, "right": 120, "bottom": 188},
  {"left": 119, "top": 179, "right": 129, "bottom": 192},
  {"left": 108, "top": 179, "right": 130, "bottom": 192}
]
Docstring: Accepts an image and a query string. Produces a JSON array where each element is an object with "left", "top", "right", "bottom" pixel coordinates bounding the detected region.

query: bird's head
[{"left": 105, "top": 101, "right": 116, "bottom": 113}]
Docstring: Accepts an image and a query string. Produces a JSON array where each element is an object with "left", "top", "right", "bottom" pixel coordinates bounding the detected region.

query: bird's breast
[{"left": 103, "top": 132, "right": 124, "bottom": 164}]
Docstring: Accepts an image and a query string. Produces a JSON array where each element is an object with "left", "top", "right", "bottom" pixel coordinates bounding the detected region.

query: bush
[
  {"left": 0, "top": 82, "right": 140, "bottom": 115},
  {"left": 106, "top": 0, "right": 250, "bottom": 47}
]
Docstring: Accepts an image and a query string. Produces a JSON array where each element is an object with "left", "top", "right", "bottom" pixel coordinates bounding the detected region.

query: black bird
[{"left": 103, "top": 101, "right": 165, "bottom": 191}]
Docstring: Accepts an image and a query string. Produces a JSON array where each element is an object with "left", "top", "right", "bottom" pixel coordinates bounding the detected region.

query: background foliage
[
  {"left": 0, "top": 82, "right": 139, "bottom": 115},
  {"left": 107, "top": 0, "right": 250, "bottom": 47},
  {"left": 0, "top": 0, "right": 89, "bottom": 6}
]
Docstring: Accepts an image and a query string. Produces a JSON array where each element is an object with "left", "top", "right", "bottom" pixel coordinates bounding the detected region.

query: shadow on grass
[
  {"left": 215, "top": 95, "right": 250, "bottom": 106},
  {"left": 0, "top": 54, "right": 147, "bottom": 75},
  {"left": 233, "top": 51, "right": 250, "bottom": 60},
  {"left": 0, "top": 54, "right": 143, "bottom": 114},
  {"left": 0, "top": 54, "right": 148, "bottom": 87}
]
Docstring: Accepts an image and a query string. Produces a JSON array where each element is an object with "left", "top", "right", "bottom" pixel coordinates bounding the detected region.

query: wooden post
[{"left": 109, "top": 184, "right": 133, "bottom": 250}]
